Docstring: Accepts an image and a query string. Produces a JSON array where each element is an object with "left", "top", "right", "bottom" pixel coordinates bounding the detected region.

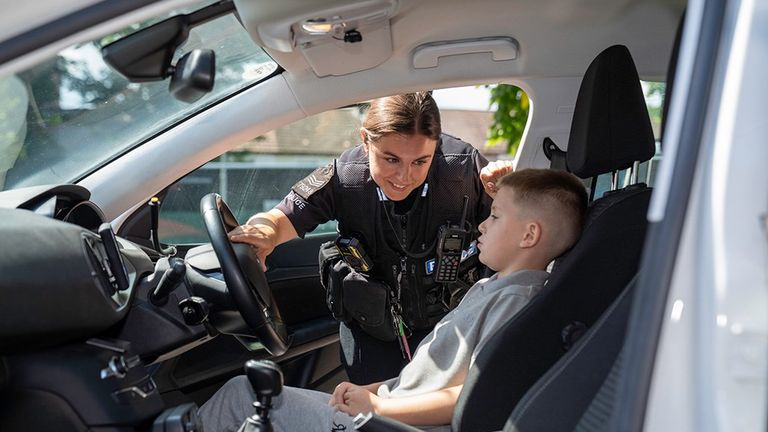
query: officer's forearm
[{"left": 246, "top": 208, "right": 298, "bottom": 247}]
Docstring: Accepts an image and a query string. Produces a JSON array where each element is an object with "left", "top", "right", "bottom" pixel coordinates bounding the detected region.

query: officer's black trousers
[{"left": 339, "top": 321, "right": 431, "bottom": 385}]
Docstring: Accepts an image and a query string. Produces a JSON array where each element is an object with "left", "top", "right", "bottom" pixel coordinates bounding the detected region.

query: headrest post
[
  {"left": 630, "top": 161, "right": 640, "bottom": 185},
  {"left": 611, "top": 171, "right": 619, "bottom": 191}
]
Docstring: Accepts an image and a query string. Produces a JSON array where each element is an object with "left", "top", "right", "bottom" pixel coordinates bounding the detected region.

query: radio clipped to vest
[{"left": 434, "top": 195, "right": 471, "bottom": 283}]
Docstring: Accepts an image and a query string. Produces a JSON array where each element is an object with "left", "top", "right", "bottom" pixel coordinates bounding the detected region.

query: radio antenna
[{"left": 459, "top": 195, "right": 469, "bottom": 228}]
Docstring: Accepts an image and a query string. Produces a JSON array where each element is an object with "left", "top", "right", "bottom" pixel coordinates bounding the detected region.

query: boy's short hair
[{"left": 497, "top": 169, "right": 588, "bottom": 258}]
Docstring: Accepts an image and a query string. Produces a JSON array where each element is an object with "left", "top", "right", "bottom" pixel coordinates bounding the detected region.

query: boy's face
[{"left": 477, "top": 187, "right": 531, "bottom": 276}]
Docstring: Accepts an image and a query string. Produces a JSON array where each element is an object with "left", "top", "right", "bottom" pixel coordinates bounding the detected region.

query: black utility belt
[
  {"left": 318, "top": 241, "right": 479, "bottom": 342},
  {"left": 319, "top": 241, "right": 394, "bottom": 341}
]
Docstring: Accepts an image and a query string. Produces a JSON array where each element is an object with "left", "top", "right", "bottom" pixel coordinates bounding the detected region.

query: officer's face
[{"left": 364, "top": 133, "right": 437, "bottom": 201}]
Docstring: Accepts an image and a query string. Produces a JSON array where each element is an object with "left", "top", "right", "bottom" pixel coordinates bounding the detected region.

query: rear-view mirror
[{"left": 169, "top": 49, "right": 215, "bottom": 103}]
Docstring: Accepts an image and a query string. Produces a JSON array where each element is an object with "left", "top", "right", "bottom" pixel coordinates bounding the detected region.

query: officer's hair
[
  {"left": 498, "top": 169, "right": 588, "bottom": 257},
  {"left": 362, "top": 92, "right": 441, "bottom": 144}
]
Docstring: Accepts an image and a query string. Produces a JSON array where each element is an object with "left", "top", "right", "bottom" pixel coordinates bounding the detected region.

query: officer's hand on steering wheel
[
  {"left": 480, "top": 160, "right": 515, "bottom": 198},
  {"left": 229, "top": 222, "right": 278, "bottom": 272}
]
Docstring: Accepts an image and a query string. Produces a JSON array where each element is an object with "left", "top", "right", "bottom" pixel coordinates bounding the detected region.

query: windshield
[{"left": 0, "top": 7, "right": 277, "bottom": 191}]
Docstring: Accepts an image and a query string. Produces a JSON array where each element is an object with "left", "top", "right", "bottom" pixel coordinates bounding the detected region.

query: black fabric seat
[
  {"left": 503, "top": 276, "right": 637, "bottom": 431},
  {"left": 355, "top": 44, "right": 655, "bottom": 432},
  {"left": 455, "top": 189, "right": 651, "bottom": 432},
  {"left": 500, "top": 20, "right": 686, "bottom": 432},
  {"left": 452, "top": 44, "right": 654, "bottom": 432}
]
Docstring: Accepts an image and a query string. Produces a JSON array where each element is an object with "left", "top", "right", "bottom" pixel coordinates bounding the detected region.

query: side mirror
[{"left": 169, "top": 49, "right": 216, "bottom": 103}]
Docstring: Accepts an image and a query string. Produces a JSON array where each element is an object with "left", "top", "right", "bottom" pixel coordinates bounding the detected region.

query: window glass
[
  {"left": 433, "top": 84, "right": 528, "bottom": 160},
  {"left": 0, "top": 4, "right": 276, "bottom": 191},
  {"left": 160, "top": 107, "right": 364, "bottom": 244},
  {"left": 159, "top": 87, "right": 519, "bottom": 245}
]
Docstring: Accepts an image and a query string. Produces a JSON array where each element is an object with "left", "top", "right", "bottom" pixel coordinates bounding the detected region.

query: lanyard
[{"left": 390, "top": 256, "right": 412, "bottom": 361}]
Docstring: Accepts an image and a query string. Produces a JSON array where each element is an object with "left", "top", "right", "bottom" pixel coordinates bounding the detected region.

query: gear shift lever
[{"left": 238, "top": 359, "right": 283, "bottom": 432}]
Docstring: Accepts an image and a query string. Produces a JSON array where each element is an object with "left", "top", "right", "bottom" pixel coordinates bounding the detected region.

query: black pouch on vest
[
  {"left": 319, "top": 241, "right": 348, "bottom": 321},
  {"left": 342, "top": 271, "right": 396, "bottom": 342}
]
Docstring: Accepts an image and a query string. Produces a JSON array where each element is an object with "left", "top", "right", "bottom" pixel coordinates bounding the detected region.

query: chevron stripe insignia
[{"left": 292, "top": 163, "right": 335, "bottom": 200}]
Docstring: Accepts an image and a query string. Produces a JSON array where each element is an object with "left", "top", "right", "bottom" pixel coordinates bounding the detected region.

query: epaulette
[{"left": 292, "top": 163, "right": 334, "bottom": 200}]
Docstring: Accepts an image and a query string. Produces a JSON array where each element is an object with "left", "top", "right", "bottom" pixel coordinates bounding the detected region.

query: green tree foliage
[
  {"left": 486, "top": 84, "right": 529, "bottom": 155},
  {"left": 644, "top": 81, "right": 665, "bottom": 133}
]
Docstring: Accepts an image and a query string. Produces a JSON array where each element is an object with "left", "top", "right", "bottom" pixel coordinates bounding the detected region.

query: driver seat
[{"left": 355, "top": 44, "right": 655, "bottom": 432}]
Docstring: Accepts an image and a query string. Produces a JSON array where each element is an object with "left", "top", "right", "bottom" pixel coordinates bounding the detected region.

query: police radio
[
  {"left": 335, "top": 236, "right": 374, "bottom": 273},
  {"left": 434, "top": 195, "right": 471, "bottom": 283}
]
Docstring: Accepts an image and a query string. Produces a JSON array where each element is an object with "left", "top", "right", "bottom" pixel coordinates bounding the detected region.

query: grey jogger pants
[{"left": 198, "top": 376, "right": 357, "bottom": 432}]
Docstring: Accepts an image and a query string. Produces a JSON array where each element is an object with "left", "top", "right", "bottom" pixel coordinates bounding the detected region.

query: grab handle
[{"left": 412, "top": 36, "right": 518, "bottom": 69}]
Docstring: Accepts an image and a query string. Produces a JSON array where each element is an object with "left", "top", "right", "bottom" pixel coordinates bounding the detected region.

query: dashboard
[
  {"left": 0, "top": 184, "right": 154, "bottom": 353},
  {"left": 0, "top": 183, "right": 106, "bottom": 229},
  {"left": 0, "top": 183, "right": 332, "bottom": 431},
  {"left": 61, "top": 200, "right": 107, "bottom": 231},
  {"left": 0, "top": 183, "right": 232, "bottom": 358},
  {"left": 0, "top": 184, "right": 211, "bottom": 431}
]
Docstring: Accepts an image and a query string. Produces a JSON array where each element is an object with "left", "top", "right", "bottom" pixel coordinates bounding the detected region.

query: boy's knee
[
  {"left": 219, "top": 375, "right": 254, "bottom": 399},
  {"left": 227, "top": 375, "right": 250, "bottom": 387}
]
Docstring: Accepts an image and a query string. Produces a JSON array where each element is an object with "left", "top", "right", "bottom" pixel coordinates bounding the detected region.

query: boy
[{"left": 200, "top": 169, "right": 588, "bottom": 432}]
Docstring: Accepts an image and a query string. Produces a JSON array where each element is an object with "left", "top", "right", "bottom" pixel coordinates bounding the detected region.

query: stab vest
[{"left": 333, "top": 134, "right": 486, "bottom": 330}]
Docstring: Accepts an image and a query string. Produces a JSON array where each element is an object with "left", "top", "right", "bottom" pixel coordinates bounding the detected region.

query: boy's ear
[{"left": 519, "top": 221, "right": 542, "bottom": 249}]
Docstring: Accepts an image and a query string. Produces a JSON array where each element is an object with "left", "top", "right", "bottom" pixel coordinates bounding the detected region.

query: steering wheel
[{"left": 200, "top": 193, "right": 290, "bottom": 357}]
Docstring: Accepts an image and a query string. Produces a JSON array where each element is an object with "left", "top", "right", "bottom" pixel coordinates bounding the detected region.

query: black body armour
[{"left": 332, "top": 134, "right": 486, "bottom": 331}]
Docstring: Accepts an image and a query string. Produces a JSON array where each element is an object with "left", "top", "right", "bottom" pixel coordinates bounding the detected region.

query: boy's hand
[
  {"left": 328, "top": 382, "right": 355, "bottom": 407},
  {"left": 480, "top": 160, "right": 514, "bottom": 198},
  {"left": 338, "top": 385, "right": 380, "bottom": 416},
  {"left": 328, "top": 382, "right": 379, "bottom": 416}
]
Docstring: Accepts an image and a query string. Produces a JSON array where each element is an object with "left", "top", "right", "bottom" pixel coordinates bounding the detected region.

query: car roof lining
[{"left": 236, "top": 0, "right": 685, "bottom": 80}]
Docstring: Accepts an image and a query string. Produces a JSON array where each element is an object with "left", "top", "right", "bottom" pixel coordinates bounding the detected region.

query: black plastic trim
[
  {"left": 612, "top": 1, "right": 726, "bottom": 430},
  {"left": 0, "top": 0, "right": 162, "bottom": 68}
]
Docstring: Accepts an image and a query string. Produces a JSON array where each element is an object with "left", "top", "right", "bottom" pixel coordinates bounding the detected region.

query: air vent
[{"left": 82, "top": 233, "right": 118, "bottom": 297}]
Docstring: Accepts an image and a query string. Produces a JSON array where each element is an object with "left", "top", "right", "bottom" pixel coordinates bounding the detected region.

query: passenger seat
[{"left": 355, "top": 44, "right": 656, "bottom": 432}]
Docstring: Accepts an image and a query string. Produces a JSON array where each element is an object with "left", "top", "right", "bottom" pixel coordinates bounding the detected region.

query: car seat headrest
[{"left": 566, "top": 45, "right": 655, "bottom": 179}]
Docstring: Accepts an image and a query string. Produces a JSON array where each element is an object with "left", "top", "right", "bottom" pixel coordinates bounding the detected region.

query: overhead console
[{"left": 235, "top": 0, "right": 399, "bottom": 76}]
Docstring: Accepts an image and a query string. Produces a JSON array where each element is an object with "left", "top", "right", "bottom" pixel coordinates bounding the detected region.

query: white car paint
[{"left": 646, "top": 0, "right": 768, "bottom": 430}]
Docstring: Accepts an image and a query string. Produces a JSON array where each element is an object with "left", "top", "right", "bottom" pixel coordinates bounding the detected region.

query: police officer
[{"left": 229, "top": 92, "right": 512, "bottom": 384}]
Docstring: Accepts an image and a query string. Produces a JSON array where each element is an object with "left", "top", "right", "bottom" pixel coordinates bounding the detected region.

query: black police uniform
[{"left": 276, "top": 133, "right": 491, "bottom": 384}]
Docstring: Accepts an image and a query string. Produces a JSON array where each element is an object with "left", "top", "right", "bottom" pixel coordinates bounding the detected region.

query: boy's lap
[
  {"left": 199, "top": 376, "right": 357, "bottom": 432},
  {"left": 199, "top": 376, "right": 454, "bottom": 432}
]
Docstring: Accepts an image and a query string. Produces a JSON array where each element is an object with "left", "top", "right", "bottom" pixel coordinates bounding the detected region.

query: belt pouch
[
  {"left": 319, "top": 240, "right": 348, "bottom": 321},
  {"left": 343, "top": 271, "right": 396, "bottom": 342},
  {"left": 326, "top": 260, "right": 350, "bottom": 321}
]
